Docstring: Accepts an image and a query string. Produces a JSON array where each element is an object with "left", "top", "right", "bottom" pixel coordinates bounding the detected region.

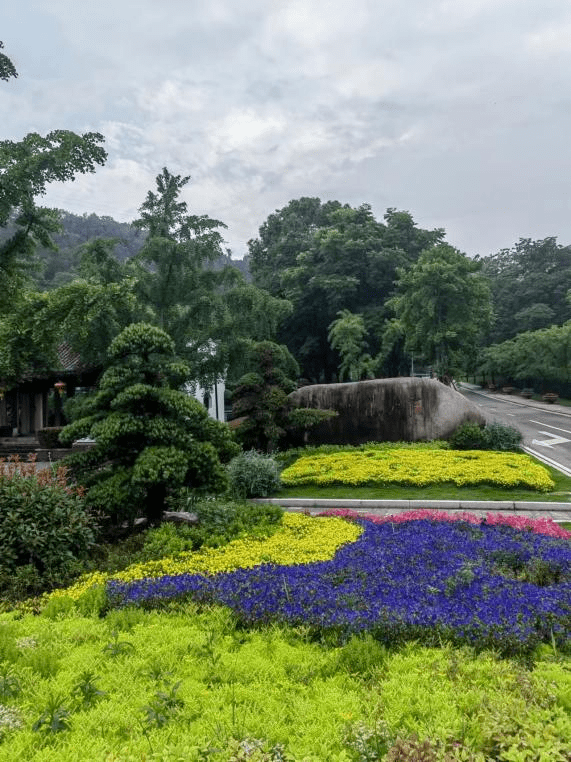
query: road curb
[
  {"left": 460, "top": 386, "right": 571, "bottom": 417},
  {"left": 253, "top": 497, "right": 571, "bottom": 514}
]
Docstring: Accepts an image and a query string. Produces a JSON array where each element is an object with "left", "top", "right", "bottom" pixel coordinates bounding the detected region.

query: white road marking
[
  {"left": 529, "top": 420, "right": 571, "bottom": 435},
  {"left": 530, "top": 432, "right": 571, "bottom": 448},
  {"left": 523, "top": 446, "right": 571, "bottom": 477},
  {"left": 506, "top": 413, "right": 515, "bottom": 416}
]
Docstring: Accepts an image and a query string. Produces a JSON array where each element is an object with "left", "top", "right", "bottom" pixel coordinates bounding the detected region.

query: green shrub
[
  {"left": 60, "top": 323, "right": 239, "bottom": 529},
  {"left": 449, "top": 422, "right": 522, "bottom": 452},
  {"left": 448, "top": 422, "right": 489, "bottom": 450},
  {"left": 485, "top": 421, "right": 522, "bottom": 451},
  {"left": 139, "top": 500, "right": 283, "bottom": 556},
  {"left": 0, "top": 465, "right": 96, "bottom": 599},
  {"left": 228, "top": 450, "right": 282, "bottom": 498}
]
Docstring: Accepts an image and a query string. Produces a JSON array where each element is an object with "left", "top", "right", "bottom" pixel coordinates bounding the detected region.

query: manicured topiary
[{"left": 60, "top": 323, "right": 239, "bottom": 528}]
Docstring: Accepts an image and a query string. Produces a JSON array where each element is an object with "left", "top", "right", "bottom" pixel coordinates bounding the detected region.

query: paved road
[{"left": 460, "top": 386, "right": 571, "bottom": 477}]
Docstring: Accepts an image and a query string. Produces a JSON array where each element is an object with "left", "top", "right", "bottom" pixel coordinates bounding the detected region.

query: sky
[{"left": 2, "top": 0, "right": 571, "bottom": 260}]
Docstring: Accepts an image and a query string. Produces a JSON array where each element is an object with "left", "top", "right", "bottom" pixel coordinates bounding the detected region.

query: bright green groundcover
[{"left": 280, "top": 448, "right": 555, "bottom": 491}]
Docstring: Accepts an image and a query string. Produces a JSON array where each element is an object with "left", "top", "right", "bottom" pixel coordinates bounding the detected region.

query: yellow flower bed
[
  {"left": 280, "top": 449, "right": 555, "bottom": 491},
  {"left": 46, "top": 513, "right": 362, "bottom": 602}
]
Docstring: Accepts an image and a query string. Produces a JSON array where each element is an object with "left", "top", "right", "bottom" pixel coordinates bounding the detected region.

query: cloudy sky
[{"left": 2, "top": 0, "right": 571, "bottom": 259}]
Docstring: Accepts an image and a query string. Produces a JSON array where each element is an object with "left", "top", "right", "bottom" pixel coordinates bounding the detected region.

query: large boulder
[{"left": 288, "top": 377, "right": 485, "bottom": 444}]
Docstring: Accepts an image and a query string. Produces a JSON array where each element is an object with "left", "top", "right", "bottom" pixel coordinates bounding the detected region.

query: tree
[
  {"left": 388, "top": 243, "right": 493, "bottom": 377},
  {"left": 479, "top": 237, "right": 571, "bottom": 343},
  {"left": 230, "top": 341, "right": 335, "bottom": 452},
  {"left": 248, "top": 199, "right": 444, "bottom": 381},
  {"left": 327, "top": 309, "right": 375, "bottom": 381},
  {"left": 132, "top": 168, "right": 292, "bottom": 386},
  {"left": 1, "top": 43, "right": 107, "bottom": 314},
  {"left": 0, "top": 41, "right": 17, "bottom": 82},
  {"left": 60, "top": 323, "right": 239, "bottom": 527}
]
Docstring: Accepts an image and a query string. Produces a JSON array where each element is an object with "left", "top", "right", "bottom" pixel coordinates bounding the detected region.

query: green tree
[
  {"left": 479, "top": 237, "right": 571, "bottom": 343},
  {"left": 132, "top": 168, "right": 292, "bottom": 385},
  {"left": 0, "top": 41, "right": 17, "bottom": 82},
  {"left": 230, "top": 341, "right": 335, "bottom": 452},
  {"left": 388, "top": 243, "right": 493, "bottom": 377},
  {"left": 480, "top": 322, "right": 571, "bottom": 388},
  {"left": 60, "top": 323, "right": 239, "bottom": 527},
  {"left": 0, "top": 43, "right": 107, "bottom": 314},
  {"left": 327, "top": 309, "right": 375, "bottom": 381},
  {"left": 248, "top": 199, "right": 444, "bottom": 381}
]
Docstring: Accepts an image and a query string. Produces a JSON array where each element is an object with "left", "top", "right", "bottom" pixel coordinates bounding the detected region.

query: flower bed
[
  {"left": 45, "top": 513, "right": 362, "bottom": 603},
  {"left": 280, "top": 448, "right": 555, "bottom": 491},
  {"left": 105, "top": 512, "right": 571, "bottom": 655}
]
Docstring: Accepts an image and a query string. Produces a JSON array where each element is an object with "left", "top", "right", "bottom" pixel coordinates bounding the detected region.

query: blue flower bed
[{"left": 107, "top": 518, "right": 571, "bottom": 654}]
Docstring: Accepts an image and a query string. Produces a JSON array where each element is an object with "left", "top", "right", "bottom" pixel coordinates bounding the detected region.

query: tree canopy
[
  {"left": 388, "top": 243, "right": 493, "bottom": 377},
  {"left": 248, "top": 199, "right": 444, "bottom": 381},
  {"left": 479, "top": 237, "right": 571, "bottom": 344}
]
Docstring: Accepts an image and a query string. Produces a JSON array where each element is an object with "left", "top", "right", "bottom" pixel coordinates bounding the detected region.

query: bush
[
  {"left": 485, "top": 422, "right": 522, "bottom": 451},
  {"left": 228, "top": 451, "right": 282, "bottom": 498},
  {"left": 449, "top": 422, "right": 522, "bottom": 452},
  {"left": 448, "top": 422, "right": 489, "bottom": 450},
  {"left": 0, "top": 460, "right": 96, "bottom": 599}
]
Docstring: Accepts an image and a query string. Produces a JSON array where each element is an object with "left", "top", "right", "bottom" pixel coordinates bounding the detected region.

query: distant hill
[{"left": 0, "top": 210, "right": 250, "bottom": 289}]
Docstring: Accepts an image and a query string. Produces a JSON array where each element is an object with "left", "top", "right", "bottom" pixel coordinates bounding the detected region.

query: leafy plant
[
  {"left": 449, "top": 422, "right": 522, "bottom": 452},
  {"left": 0, "top": 458, "right": 96, "bottom": 599},
  {"left": 0, "top": 664, "right": 20, "bottom": 700},
  {"left": 32, "top": 692, "right": 72, "bottom": 734},
  {"left": 228, "top": 451, "right": 282, "bottom": 498},
  {"left": 60, "top": 323, "right": 239, "bottom": 528},
  {"left": 142, "top": 679, "right": 184, "bottom": 727},
  {"left": 72, "top": 670, "right": 107, "bottom": 708},
  {"left": 102, "top": 630, "right": 135, "bottom": 658}
]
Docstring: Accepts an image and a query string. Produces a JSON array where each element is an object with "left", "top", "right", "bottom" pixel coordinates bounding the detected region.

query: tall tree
[
  {"left": 479, "top": 237, "right": 571, "bottom": 343},
  {"left": 388, "top": 244, "right": 493, "bottom": 377},
  {"left": 0, "top": 41, "right": 17, "bottom": 82},
  {"left": 0, "top": 42, "right": 106, "bottom": 314},
  {"left": 249, "top": 199, "right": 443, "bottom": 381},
  {"left": 132, "top": 168, "right": 291, "bottom": 385},
  {"left": 327, "top": 309, "right": 375, "bottom": 381}
]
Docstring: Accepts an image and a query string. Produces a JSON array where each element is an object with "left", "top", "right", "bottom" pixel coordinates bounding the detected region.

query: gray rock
[{"left": 289, "top": 377, "right": 485, "bottom": 444}]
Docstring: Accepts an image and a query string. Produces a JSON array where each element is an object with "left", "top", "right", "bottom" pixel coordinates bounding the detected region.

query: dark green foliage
[
  {"left": 72, "top": 670, "right": 107, "bottom": 708},
  {"left": 0, "top": 41, "right": 17, "bottom": 82},
  {"left": 387, "top": 243, "right": 493, "bottom": 377},
  {"left": 231, "top": 341, "right": 298, "bottom": 452},
  {"left": 448, "top": 423, "right": 489, "bottom": 450},
  {"left": 485, "top": 422, "right": 523, "bottom": 451},
  {"left": 449, "top": 422, "right": 522, "bottom": 452},
  {"left": 0, "top": 664, "right": 21, "bottom": 700},
  {"left": 249, "top": 199, "right": 444, "bottom": 381},
  {"left": 0, "top": 466, "right": 96, "bottom": 599},
  {"left": 141, "top": 500, "right": 283, "bottom": 554},
  {"left": 142, "top": 679, "right": 184, "bottom": 728},
  {"left": 60, "top": 323, "right": 239, "bottom": 528},
  {"left": 231, "top": 340, "right": 336, "bottom": 452},
  {"left": 228, "top": 451, "right": 282, "bottom": 499},
  {"left": 480, "top": 237, "right": 571, "bottom": 344},
  {"left": 32, "top": 692, "right": 72, "bottom": 734}
]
